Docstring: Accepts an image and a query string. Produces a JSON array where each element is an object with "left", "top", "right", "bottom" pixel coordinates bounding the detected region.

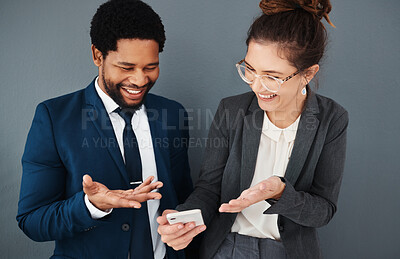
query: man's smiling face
[{"left": 94, "top": 38, "right": 160, "bottom": 110}]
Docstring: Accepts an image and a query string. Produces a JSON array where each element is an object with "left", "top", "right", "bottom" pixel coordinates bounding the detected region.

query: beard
[{"left": 101, "top": 68, "right": 154, "bottom": 111}]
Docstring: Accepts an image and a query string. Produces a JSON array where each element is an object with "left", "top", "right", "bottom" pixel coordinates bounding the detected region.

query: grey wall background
[{"left": 0, "top": 0, "right": 399, "bottom": 258}]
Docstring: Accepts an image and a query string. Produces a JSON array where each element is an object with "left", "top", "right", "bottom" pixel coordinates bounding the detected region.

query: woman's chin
[{"left": 257, "top": 98, "right": 278, "bottom": 113}]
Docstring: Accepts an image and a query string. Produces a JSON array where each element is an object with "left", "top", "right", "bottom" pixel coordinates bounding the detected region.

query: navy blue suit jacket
[{"left": 17, "top": 79, "right": 193, "bottom": 259}]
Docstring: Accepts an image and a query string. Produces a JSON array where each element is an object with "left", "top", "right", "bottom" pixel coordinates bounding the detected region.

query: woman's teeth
[{"left": 259, "top": 93, "right": 277, "bottom": 99}]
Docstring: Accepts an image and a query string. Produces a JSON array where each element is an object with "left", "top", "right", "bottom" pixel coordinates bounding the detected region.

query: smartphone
[{"left": 166, "top": 209, "right": 204, "bottom": 226}]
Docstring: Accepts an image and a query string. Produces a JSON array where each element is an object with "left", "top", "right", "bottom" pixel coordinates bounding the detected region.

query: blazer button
[
  {"left": 279, "top": 225, "right": 284, "bottom": 232},
  {"left": 121, "top": 223, "right": 130, "bottom": 232}
]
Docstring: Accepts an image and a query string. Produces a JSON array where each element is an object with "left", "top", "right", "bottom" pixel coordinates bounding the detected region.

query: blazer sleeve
[
  {"left": 176, "top": 100, "right": 229, "bottom": 225},
  {"left": 16, "top": 103, "right": 105, "bottom": 242},
  {"left": 264, "top": 110, "right": 349, "bottom": 228}
]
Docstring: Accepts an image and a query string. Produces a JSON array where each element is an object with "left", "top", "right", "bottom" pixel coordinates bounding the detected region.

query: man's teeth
[
  {"left": 259, "top": 93, "right": 277, "bottom": 99},
  {"left": 125, "top": 88, "right": 142, "bottom": 94}
]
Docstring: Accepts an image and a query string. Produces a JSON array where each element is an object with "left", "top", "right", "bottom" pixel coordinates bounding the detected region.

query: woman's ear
[
  {"left": 304, "top": 64, "right": 319, "bottom": 84},
  {"left": 91, "top": 44, "right": 103, "bottom": 67}
]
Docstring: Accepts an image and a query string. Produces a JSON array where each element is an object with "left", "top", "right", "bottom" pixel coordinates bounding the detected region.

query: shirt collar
[
  {"left": 262, "top": 112, "right": 301, "bottom": 143},
  {"left": 94, "top": 77, "right": 145, "bottom": 115}
]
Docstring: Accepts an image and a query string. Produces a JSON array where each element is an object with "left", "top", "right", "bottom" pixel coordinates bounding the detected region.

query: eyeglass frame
[{"left": 235, "top": 59, "right": 301, "bottom": 93}]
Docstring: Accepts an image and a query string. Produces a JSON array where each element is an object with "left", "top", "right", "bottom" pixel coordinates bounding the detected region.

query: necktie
[{"left": 116, "top": 108, "right": 154, "bottom": 259}]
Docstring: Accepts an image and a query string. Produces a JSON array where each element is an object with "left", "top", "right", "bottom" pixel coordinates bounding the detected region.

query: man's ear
[
  {"left": 91, "top": 45, "right": 103, "bottom": 67},
  {"left": 302, "top": 64, "right": 320, "bottom": 84}
]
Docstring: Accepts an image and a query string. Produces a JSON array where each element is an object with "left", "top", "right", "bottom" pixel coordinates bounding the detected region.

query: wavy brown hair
[{"left": 247, "top": 0, "right": 335, "bottom": 76}]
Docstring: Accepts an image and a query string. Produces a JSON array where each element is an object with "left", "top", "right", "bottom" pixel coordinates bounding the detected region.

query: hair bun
[{"left": 259, "top": 0, "right": 335, "bottom": 28}]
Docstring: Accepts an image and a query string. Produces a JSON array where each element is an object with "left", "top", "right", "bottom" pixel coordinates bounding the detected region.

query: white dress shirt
[
  {"left": 231, "top": 112, "right": 300, "bottom": 240},
  {"left": 84, "top": 77, "right": 165, "bottom": 259}
]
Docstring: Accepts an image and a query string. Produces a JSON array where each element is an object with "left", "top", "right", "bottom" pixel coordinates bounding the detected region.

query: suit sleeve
[
  {"left": 264, "top": 111, "right": 349, "bottom": 228},
  {"left": 176, "top": 100, "right": 229, "bottom": 225},
  {"left": 16, "top": 103, "right": 106, "bottom": 242}
]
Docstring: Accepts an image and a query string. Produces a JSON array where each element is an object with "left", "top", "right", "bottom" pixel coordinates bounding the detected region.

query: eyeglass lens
[{"left": 237, "top": 65, "right": 280, "bottom": 92}]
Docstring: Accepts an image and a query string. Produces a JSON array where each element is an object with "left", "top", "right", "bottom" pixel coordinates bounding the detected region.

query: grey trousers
[{"left": 213, "top": 233, "right": 287, "bottom": 259}]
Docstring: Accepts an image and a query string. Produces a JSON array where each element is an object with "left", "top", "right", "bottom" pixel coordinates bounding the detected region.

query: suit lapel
[
  {"left": 84, "top": 80, "right": 129, "bottom": 185},
  {"left": 239, "top": 91, "right": 320, "bottom": 190},
  {"left": 240, "top": 98, "right": 264, "bottom": 192},
  {"left": 284, "top": 92, "right": 320, "bottom": 185},
  {"left": 145, "top": 96, "right": 177, "bottom": 210}
]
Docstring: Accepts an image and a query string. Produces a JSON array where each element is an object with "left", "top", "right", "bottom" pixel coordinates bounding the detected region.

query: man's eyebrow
[
  {"left": 244, "top": 60, "right": 283, "bottom": 75},
  {"left": 117, "top": 62, "right": 159, "bottom": 66},
  {"left": 117, "top": 62, "right": 135, "bottom": 66}
]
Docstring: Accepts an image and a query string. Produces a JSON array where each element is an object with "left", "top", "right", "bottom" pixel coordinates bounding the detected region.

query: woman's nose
[{"left": 251, "top": 76, "right": 264, "bottom": 92}]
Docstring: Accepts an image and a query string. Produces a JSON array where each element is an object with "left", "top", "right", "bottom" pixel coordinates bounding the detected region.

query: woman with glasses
[{"left": 158, "top": 0, "right": 348, "bottom": 258}]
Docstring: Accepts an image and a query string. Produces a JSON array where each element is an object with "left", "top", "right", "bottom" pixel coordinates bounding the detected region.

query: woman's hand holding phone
[{"left": 157, "top": 209, "right": 206, "bottom": 250}]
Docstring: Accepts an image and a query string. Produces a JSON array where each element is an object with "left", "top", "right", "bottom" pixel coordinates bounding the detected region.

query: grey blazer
[{"left": 177, "top": 90, "right": 348, "bottom": 259}]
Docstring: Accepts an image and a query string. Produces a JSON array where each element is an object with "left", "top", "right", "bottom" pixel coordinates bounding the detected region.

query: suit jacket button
[
  {"left": 279, "top": 225, "right": 284, "bottom": 232},
  {"left": 122, "top": 223, "right": 130, "bottom": 232}
]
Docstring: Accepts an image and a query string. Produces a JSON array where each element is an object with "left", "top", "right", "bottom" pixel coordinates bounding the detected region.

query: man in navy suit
[{"left": 17, "top": 0, "right": 193, "bottom": 258}]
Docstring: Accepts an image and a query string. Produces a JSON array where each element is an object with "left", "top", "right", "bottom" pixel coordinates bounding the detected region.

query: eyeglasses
[{"left": 235, "top": 59, "right": 301, "bottom": 93}]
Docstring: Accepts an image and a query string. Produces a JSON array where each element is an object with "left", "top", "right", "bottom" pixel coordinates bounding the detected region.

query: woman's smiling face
[{"left": 244, "top": 40, "right": 313, "bottom": 118}]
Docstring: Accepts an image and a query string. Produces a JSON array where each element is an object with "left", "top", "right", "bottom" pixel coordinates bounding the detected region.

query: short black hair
[{"left": 90, "top": 0, "right": 166, "bottom": 57}]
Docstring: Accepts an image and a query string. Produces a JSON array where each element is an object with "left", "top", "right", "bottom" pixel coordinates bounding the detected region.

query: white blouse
[{"left": 231, "top": 112, "right": 301, "bottom": 240}]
